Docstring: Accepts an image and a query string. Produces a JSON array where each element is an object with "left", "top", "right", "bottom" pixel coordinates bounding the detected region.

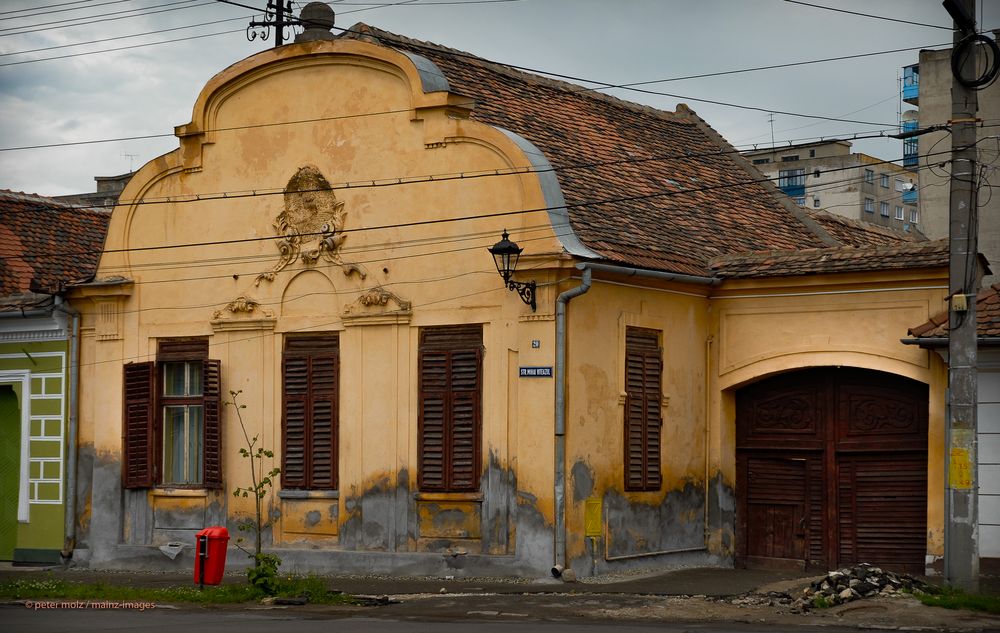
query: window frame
[
  {"left": 880, "top": 201, "right": 890, "bottom": 217},
  {"left": 161, "top": 361, "right": 204, "bottom": 486},
  {"left": 122, "top": 338, "right": 222, "bottom": 489},
  {"left": 864, "top": 168, "right": 875, "bottom": 184}
]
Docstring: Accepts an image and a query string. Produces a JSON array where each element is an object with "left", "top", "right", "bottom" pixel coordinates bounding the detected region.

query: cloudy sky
[{"left": 0, "top": 0, "right": 995, "bottom": 197}]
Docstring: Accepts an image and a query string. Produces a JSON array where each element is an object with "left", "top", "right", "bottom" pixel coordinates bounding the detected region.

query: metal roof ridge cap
[
  {"left": 493, "top": 126, "right": 602, "bottom": 260},
  {"left": 395, "top": 49, "right": 451, "bottom": 93}
]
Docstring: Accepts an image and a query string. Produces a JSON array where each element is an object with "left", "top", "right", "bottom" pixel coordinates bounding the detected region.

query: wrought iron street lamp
[{"left": 489, "top": 230, "right": 536, "bottom": 311}]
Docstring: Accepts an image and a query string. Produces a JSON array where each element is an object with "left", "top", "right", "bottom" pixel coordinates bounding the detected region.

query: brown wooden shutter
[
  {"left": 448, "top": 348, "right": 481, "bottom": 490},
  {"left": 624, "top": 327, "right": 662, "bottom": 491},
  {"left": 418, "top": 325, "right": 482, "bottom": 492},
  {"left": 282, "top": 336, "right": 339, "bottom": 490},
  {"left": 282, "top": 354, "right": 309, "bottom": 488},
  {"left": 309, "top": 353, "right": 338, "bottom": 489},
  {"left": 201, "top": 359, "right": 223, "bottom": 489},
  {"left": 122, "top": 361, "right": 155, "bottom": 488},
  {"left": 418, "top": 350, "right": 448, "bottom": 491}
]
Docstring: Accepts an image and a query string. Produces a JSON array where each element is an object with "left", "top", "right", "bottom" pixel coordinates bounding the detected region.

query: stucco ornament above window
[{"left": 255, "top": 165, "right": 366, "bottom": 286}]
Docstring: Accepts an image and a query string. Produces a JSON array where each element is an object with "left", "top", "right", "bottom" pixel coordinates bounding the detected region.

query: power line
[
  {"left": 782, "top": 0, "right": 953, "bottom": 30},
  {"left": 2, "top": 0, "right": 130, "bottom": 19},
  {"left": 80, "top": 165, "right": 935, "bottom": 282},
  {"left": 334, "top": 24, "right": 899, "bottom": 127},
  {"left": 2, "top": 127, "right": 910, "bottom": 215},
  {"left": 0, "top": 26, "right": 246, "bottom": 67},
  {"left": 0, "top": 0, "right": 204, "bottom": 36},
  {"left": 0, "top": 15, "right": 250, "bottom": 58},
  {"left": 5, "top": 142, "right": 956, "bottom": 262}
]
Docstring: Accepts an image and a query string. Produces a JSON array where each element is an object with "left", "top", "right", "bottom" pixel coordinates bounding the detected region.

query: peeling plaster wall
[{"left": 562, "top": 282, "right": 720, "bottom": 576}]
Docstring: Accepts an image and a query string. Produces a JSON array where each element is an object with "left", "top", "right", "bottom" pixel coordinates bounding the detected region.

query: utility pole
[
  {"left": 216, "top": 0, "right": 297, "bottom": 48},
  {"left": 943, "top": 0, "right": 979, "bottom": 592}
]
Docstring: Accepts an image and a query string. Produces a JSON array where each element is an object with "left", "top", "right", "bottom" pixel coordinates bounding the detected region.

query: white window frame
[
  {"left": 0, "top": 370, "right": 32, "bottom": 522},
  {"left": 895, "top": 206, "right": 904, "bottom": 220}
]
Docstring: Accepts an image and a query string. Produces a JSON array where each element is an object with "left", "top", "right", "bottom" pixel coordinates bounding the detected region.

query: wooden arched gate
[{"left": 735, "top": 368, "right": 928, "bottom": 573}]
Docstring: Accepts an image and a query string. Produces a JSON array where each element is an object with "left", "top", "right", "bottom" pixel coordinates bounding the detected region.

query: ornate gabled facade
[{"left": 68, "top": 16, "right": 952, "bottom": 578}]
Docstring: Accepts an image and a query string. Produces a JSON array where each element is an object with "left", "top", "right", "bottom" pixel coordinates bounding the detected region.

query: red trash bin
[{"left": 194, "top": 526, "right": 229, "bottom": 587}]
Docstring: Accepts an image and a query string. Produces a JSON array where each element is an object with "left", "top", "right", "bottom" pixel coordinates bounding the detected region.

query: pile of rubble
[{"left": 793, "top": 564, "right": 934, "bottom": 611}]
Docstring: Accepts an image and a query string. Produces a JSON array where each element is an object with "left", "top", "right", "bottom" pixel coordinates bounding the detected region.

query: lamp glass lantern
[{"left": 488, "top": 229, "right": 536, "bottom": 311}]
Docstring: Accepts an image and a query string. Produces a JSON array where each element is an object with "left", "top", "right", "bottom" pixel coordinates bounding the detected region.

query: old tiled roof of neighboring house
[
  {"left": 908, "top": 283, "right": 1000, "bottom": 340},
  {"left": 708, "top": 239, "right": 949, "bottom": 279},
  {"left": 0, "top": 190, "right": 110, "bottom": 311},
  {"left": 805, "top": 209, "right": 925, "bottom": 247},
  {"left": 341, "top": 24, "right": 932, "bottom": 278}
]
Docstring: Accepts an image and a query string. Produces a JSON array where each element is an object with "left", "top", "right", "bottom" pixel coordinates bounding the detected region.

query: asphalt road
[{"left": 0, "top": 606, "right": 874, "bottom": 633}]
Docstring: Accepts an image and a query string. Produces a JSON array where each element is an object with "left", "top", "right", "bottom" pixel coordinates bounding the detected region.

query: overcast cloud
[{"left": 0, "top": 0, "right": 995, "bottom": 197}]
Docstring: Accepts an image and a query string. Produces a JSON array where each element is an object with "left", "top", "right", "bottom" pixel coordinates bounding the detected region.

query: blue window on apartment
[
  {"left": 903, "top": 64, "right": 919, "bottom": 102},
  {"left": 902, "top": 119, "right": 919, "bottom": 168},
  {"left": 778, "top": 168, "right": 806, "bottom": 198}
]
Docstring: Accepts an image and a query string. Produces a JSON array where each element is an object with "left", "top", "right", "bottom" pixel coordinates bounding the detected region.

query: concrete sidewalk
[
  {"left": 0, "top": 563, "right": 815, "bottom": 596},
  {"left": 2, "top": 563, "right": 999, "bottom": 631}
]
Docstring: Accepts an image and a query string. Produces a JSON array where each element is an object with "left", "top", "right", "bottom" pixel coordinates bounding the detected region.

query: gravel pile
[{"left": 793, "top": 564, "right": 934, "bottom": 611}]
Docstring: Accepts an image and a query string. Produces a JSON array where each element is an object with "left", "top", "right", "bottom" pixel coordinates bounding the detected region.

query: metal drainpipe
[
  {"left": 552, "top": 266, "right": 592, "bottom": 578},
  {"left": 53, "top": 297, "right": 80, "bottom": 559}
]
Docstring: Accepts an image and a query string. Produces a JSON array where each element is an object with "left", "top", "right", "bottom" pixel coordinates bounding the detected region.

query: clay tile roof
[
  {"left": 0, "top": 190, "right": 110, "bottom": 310},
  {"left": 341, "top": 24, "right": 930, "bottom": 277},
  {"left": 708, "top": 239, "right": 949, "bottom": 279},
  {"left": 908, "top": 283, "right": 1000, "bottom": 339}
]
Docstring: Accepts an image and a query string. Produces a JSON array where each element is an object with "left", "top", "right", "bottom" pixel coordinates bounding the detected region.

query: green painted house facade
[{"left": 0, "top": 336, "right": 69, "bottom": 564}]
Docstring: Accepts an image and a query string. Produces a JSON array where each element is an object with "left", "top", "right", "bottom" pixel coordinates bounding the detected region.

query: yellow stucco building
[{"left": 68, "top": 17, "right": 951, "bottom": 578}]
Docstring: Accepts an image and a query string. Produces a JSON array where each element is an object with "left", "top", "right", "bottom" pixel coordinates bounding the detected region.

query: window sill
[
  {"left": 413, "top": 492, "right": 484, "bottom": 502},
  {"left": 152, "top": 488, "right": 209, "bottom": 498},
  {"left": 278, "top": 490, "right": 339, "bottom": 500}
]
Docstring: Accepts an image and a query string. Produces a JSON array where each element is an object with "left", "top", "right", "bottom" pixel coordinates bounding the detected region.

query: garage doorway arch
[{"left": 735, "top": 367, "right": 928, "bottom": 573}]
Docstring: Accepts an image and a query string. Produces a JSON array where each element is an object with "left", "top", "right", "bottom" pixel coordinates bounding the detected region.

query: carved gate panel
[{"left": 737, "top": 368, "right": 928, "bottom": 572}]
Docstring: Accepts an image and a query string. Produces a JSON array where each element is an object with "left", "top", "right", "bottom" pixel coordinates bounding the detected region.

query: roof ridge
[
  {"left": 709, "top": 238, "right": 948, "bottom": 264},
  {"left": 0, "top": 189, "right": 111, "bottom": 215},
  {"left": 342, "top": 22, "right": 696, "bottom": 123},
  {"left": 807, "top": 208, "right": 925, "bottom": 241}
]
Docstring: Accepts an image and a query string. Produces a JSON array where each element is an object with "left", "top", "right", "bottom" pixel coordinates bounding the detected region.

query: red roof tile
[
  {"left": 342, "top": 24, "right": 931, "bottom": 276},
  {"left": 0, "top": 190, "right": 110, "bottom": 308},
  {"left": 908, "top": 283, "right": 1000, "bottom": 339}
]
